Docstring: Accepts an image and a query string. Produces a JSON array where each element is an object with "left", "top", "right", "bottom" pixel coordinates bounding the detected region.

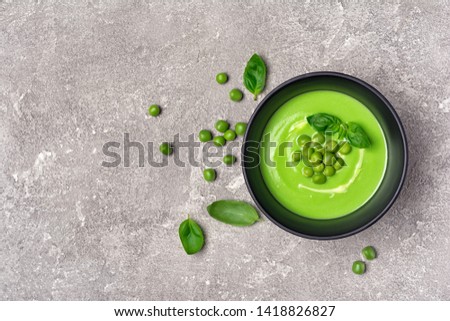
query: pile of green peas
[
  {"left": 152, "top": 69, "right": 245, "bottom": 178},
  {"left": 147, "top": 103, "right": 175, "bottom": 157},
  {"left": 215, "top": 72, "right": 244, "bottom": 102},
  {"left": 199, "top": 119, "right": 247, "bottom": 182},
  {"left": 293, "top": 132, "right": 352, "bottom": 185},
  {"left": 198, "top": 69, "right": 249, "bottom": 181},
  {"left": 352, "top": 246, "right": 377, "bottom": 275},
  {"left": 199, "top": 120, "right": 247, "bottom": 146}
]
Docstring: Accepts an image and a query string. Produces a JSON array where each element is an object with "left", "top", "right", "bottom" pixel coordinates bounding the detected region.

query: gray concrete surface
[{"left": 1, "top": 0, "right": 450, "bottom": 300}]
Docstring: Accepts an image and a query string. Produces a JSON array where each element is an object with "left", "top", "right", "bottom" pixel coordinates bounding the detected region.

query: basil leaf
[
  {"left": 207, "top": 200, "right": 259, "bottom": 226},
  {"left": 307, "top": 114, "right": 371, "bottom": 149},
  {"left": 243, "top": 53, "right": 267, "bottom": 100},
  {"left": 346, "top": 122, "right": 371, "bottom": 148},
  {"left": 306, "top": 113, "right": 342, "bottom": 133},
  {"left": 179, "top": 217, "right": 204, "bottom": 255},
  {"left": 338, "top": 122, "right": 348, "bottom": 139}
]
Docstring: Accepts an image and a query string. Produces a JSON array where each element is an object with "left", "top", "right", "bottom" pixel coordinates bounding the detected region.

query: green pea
[
  {"left": 312, "top": 173, "right": 327, "bottom": 184},
  {"left": 224, "top": 129, "right": 236, "bottom": 141},
  {"left": 213, "top": 136, "right": 226, "bottom": 147},
  {"left": 309, "top": 151, "right": 323, "bottom": 164},
  {"left": 313, "top": 163, "right": 325, "bottom": 173},
  {"left": 323, "top": 151, "right": 336, "bottom": 166},
  {"left": 159, "top": 142, "right": 173, "bottom": 155},
  {"left": 148, "top": 104, "right": 160, "bottom": 117},
  {"left": 339, "top": 142, "right": 352, "bottom": 155},
  {"left": 307, "top": 147, "right": 315, "bottom": 159},
  {"left": 216, "top": 72, "right": 228, "bottom": 84},
  {"left": 203, "top": 168, "right": 216, "bottom": 182},
  {"left": 352, "top": 261, "right": 366, "bottom": 275},
  {"left": 334, "top": 161, "right": 343, "bottom": 171},
  {"left": 297, "top": 134, "right": 311, "bottom": 146},
  {"left": 362, "top": 246, "right": 377, "bottom": 260},
  {"left": 312, "top": 132, "right": 325, "bottom": 144},
  {"left": 325, "top": 140, "right": 339, "bottom": 152},
  {"left": 302, "top": 166, "right": 313, "bottom": 177},
  {"left": 215, "top": 120, "right": 229, "bottom": 133},
  {"left": 292, "top": 150, "right": 302, "bottom": 163},
  {"left": 323, "top": 165, "right": 336, "bottom": 177},
  {"left": 229, "top": 88, "right": 243, "bottom": 102},
  {"left": 199, "top": 129, "right": 212, "bottom": 142},
  {"left": 223, "top": 154, "right": 236, "bottom": 165},
  {"left": 334, "top": 157, "right": 345, "bottom": 170},
  {"left": 310, "top": 141, "right": 324, "bottom": 153},
  {"left": 235, "top": 122, "right": 247, "bottom": 136}
]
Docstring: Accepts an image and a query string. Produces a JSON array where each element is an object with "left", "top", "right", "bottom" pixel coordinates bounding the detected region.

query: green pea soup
[{"left": 260, "top": 90, "right": 387, "bottom": 219}]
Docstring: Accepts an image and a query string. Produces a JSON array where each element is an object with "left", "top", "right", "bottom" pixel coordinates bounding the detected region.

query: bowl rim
[{"left": 241, "top": 71, "right": 408, "bottom": 240}]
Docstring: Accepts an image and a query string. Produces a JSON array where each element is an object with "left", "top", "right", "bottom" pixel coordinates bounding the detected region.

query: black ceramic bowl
[{"left": 242, "top": 72, "right": 408, "bottom": 240}]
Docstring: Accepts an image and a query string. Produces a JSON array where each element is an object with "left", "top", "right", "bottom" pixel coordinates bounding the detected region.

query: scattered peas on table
[
  {"left": 223, "top": 154, "right": 236, "bottom": 166},
  {"left": 213, "top": 136, "right": 226, "bottom": 147},
  {"left": 229, "top": 88, "right": 243, "bottom": 102},
  {"left": 159, "top": 142, "right": 173, "bottom": 155},
  {"left": 203, "top": 168, "right": 216, "bottom": 182},
  {"left": 362, "top": 246, "right": 377, "bottom": 260},
  {"left": 199, "top": 129, "right": 212, "bottom": 142},
  {"left": 224, "top": 129, "right": 236, "bottom": 141},
  {"left": 215, "top": 72, "right": 228, "bottom": 84},
  {"left": 148, "top": 104, "right": 161, "bottom": 117},
  {"left": 215, "top": 120, "right": 229, "bottom": 133},
  {"left": 351, "top": 246, "right": 377, "bottom": 275},
  {"left": 235, "top": 122, "right": 247, "bottom": 136},
  {"left": 352, "top": 260, "right": 366, "bottom": 275}
]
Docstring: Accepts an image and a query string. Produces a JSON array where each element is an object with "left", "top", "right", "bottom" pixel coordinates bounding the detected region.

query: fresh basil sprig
[
  {"left": 306, "top": 113, "right": 371, "bottom": 149},
  {"left": 307, "top": 113, "right": 342, "bottom": 133},
  {"left": 243, "top": 53, "right": 267, "bottom": 101},
  {"left": 346, "top": 122, "right": 371, "bottom": 148},
  {"left": 179, "top": 216, "right": 205, "bottom": 255},
  {"left": 207, "top": 200, "right": 259, "bottom": 226}
]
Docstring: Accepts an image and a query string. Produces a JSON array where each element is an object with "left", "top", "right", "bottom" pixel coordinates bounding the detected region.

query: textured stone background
[{"left": 1, "top": 0, "right": 449, "bottom": 300}]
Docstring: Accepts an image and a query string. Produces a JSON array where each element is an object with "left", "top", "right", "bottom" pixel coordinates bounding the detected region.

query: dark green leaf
[
  {"left": 306, "top": 113, "right": 342, "bottom": 133},
  {"left": 307, "top": 114, "right": 370, "bottom": 149},
  {"left": 179, "top": 217, "right": 204, "bottom": 255},
  {"left": 346, "top": 122, "right": 371, "bottom": 148},
  {"left": 243, "top": 53, "right": 267, "bottom": 100},
  {"left": 207, "top": 200, "right": 259, "bottom": 226},
  {"left": 338, "top": 123, "right": 348, "bottom": 139}
]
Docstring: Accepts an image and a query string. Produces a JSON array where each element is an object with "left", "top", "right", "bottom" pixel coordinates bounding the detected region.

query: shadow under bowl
[{"left": 242, "top": 72, "right": 408, "bottom": 240}]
